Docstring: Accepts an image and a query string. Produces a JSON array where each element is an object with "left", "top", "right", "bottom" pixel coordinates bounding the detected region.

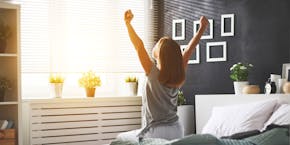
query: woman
[{"left": 118, "top": 10, "right": 208, "bottom": 141}]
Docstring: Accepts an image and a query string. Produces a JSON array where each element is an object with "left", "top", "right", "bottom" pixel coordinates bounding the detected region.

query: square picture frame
[
  {"left": 180, "top": 44, "right": 200, "bottom": 64},
  {"left": 172, "top": 19, "right": 185, "bottom": 40},
  {"left": 206, "top": 41, "right": 227, "bottom": 62},
  {"left": 221, "top": 14, "right": 235, "bottom": 37},
  {"left": 193, "top": 19, "right": 213, "bottom": 39}
]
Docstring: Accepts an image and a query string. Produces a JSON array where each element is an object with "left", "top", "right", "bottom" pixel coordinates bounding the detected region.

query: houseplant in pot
[
  {"left": 0, "top": 17, "right": 12, "bottom": 53},
  {"left": 78, "top": 70, "right": 101, "bottom": 97},
  {"left": 49, "top": 73, "right": 65, "bottom": 98},
  {"left": 0, "top": 77, "right": 11, "bottom": 102},
  {"left": 125, "top": 76, "right": 138, "bottom": 96},
  {"left": 176, "top": 90, "right": 195, "bottom": 135},
  {"left": 230, "top": 62, "right": 253, "bottom": 94}
]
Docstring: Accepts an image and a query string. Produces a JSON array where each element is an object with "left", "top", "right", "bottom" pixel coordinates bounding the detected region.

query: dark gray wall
[{"left": 157, "top": 0, "right": 290, "bottom": 104}]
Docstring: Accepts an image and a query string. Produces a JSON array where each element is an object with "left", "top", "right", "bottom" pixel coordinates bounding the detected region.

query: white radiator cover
[{"left": 22, "top": 97, "right": 142, "bottom": 145}]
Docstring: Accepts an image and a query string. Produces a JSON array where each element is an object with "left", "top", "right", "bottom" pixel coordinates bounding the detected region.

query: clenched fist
[
  {"left": 124, "top": 9, "right": 134, "bottom": 24},
  {"left": 199, "top": 16, "right": 209, "bottom": 28}
]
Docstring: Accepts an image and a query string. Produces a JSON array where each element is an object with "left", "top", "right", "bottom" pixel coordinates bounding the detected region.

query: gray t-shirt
[{"left": 138, "top": 65, "right": 179, "bottom": 137}]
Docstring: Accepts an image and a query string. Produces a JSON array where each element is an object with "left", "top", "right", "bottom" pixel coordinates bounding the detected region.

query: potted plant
[
  {"left": 0, "top": 77, "right": 11, "bottom": 102},
  {"left": 176, "top": 90, "right": 195, "bottom": 135},
  {"left": 230, "top": 62, "right": 253, "bottom": 94},
  {"left": 0, "top": 17, "right": 12, "bottom": 53},
  {"left": 125, "top": 76, "right": 138, "bottom": 96},
  {"left": 78, "top": 70, "right": 101, "bottom": 97},
  {"left": 49, "top": 73, "right": 65, "bottom": 98}
]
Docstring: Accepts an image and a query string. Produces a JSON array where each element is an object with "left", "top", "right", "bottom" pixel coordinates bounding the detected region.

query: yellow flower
[
  {"left": 78, "top": 70, "right": 101, "bottom": 88},
  {"left": 49, "top": 73, "right": 65, "bottom": 83},
  {"left": 125, "top": 76, "right": 138, "bottom": 83}
]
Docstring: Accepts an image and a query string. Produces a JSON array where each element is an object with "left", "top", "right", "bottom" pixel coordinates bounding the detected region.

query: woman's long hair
[{"left": 157, "top": 37, "right": 185, "bottom": 87}]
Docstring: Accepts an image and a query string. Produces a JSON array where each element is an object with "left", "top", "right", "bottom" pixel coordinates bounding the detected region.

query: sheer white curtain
[{"left": 12, "top": 0, "right": 159, "bottom": 98}]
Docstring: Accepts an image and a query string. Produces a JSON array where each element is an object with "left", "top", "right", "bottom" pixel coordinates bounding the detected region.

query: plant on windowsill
[
  {"left": 0, "top": 17, "right": 12, "bottom": 53},
  {"left": 125, "top": 76, "right": 138, "bottom": 96},
  {"left": 78, "top": 70, "right": 101, "bottom": 97},
  {"left": 176, "top": 90, "right": 195, "bottom": 135},
  {"left": 230, "top": 62, "right": 253, "bottom": 94},
  {"left": 0, "top": 77, "right": 11, "bottom": 102},
  {"left": 49, "top": 73, "right": 65, "bottom": 98}
]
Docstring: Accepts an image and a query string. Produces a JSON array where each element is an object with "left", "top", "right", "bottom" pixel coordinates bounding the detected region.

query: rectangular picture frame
[
  {"left": 221, "top": 14, "right": 235, "bottom": 37},
  {"left": 180, "top": 44, "right": 200, "bottom": 64},
  {"left": 193, "top": 19, "right": 213, "bottom": 39},
  {"left": 172, "top": 19, "right": 185, "bottom": 40},
  {"left": 206, "top": 41, "right": 227, "bottom": 62}
]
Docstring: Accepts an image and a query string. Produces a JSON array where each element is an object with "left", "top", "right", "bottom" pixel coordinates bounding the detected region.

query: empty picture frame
[
  {"left": 221, "top": 14, "right": 235, "bottom": 36},
  {"left": 180, "top": 44, "right": 200, "bottom": 64},
  {"left": 172, "top": 19, "right": 185, "bottom": 40},
  {"left": 193, "top": 19, "right": 213, "bottom": 39},
  {"left": 206, "top": 41, "right": 227, "bottom": 62}
]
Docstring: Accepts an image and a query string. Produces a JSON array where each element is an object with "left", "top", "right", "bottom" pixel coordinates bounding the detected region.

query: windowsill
[
  {"left": 22, "top": 95, "right": 142, "bottom": 103},
  {"left": 22, "top": 73, "right": 145, "bottom": 99},
  {"left": 22, "top": 94, "right": 143, "bottom": 99}
]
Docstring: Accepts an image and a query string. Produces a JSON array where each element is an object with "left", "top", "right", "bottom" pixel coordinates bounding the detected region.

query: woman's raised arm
[
  {"left": 124, "top": 10, "right": 152, "bottom": 75},
  {"left": 183, "top": 16, "right": 208, "bottom": 70}
]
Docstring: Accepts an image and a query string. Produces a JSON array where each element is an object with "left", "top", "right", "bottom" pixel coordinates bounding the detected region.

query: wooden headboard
[{"left": 195, "top": 94, "right": 290, "bottom": 134}]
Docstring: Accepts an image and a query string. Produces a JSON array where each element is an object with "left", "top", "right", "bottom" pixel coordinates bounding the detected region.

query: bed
[
  {"left": 110, "top": 94, "right": 290, "bottom": 145},
  {"left": 195, "top": 94, "right": 290, "bottom": 134}
]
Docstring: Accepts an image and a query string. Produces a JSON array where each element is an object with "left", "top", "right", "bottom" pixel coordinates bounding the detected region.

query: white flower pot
[
  {"left": 177, "top": 105, "right": 195, "bottom": 135},
  {"left": 233, "top": 81, "right": 249, "bottom": 94},
  {"left": 50, "top": 83, "right": 63, "bottom": 98},
  {"left": 125, "top": 82, "right": 138, "bottom": 96}
]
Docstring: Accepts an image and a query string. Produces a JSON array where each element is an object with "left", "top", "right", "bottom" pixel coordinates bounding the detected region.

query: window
[{"left": 12, "top": 0, "right": 158, "bottom": 98}]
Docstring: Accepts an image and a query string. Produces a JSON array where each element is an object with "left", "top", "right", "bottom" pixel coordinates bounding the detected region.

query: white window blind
[
  {"left": 11, "top": 0, "right": 159, "bottom": 98},
  {"left": 14, "top": 0, "right": 157, "bottom": 73}
]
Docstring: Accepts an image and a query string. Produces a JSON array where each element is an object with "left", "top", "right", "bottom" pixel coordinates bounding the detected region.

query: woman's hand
[
  {"left": 199, "top": 16, "right": 209, "bottom": 29},
  {"left": 124, "top": 9, "right": 134, "bottom": 24}
]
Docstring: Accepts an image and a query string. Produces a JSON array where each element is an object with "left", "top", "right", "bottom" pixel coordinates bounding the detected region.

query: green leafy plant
[
  {"left": 125, "top": 76, "right": 138, "bottom": 83},
  {"left": 0, "top": 18, "right": 12, "bottom": 41},
  {"left": 177, "top": 90, "right": 186, "bottom": 106},
  {"left": 230, "top": 62, "right": 253, "bottom": 81},
  {"left": 0, "top": 77, "right": 11, "bottom": 90},
  {"left": 49, "top": 73, "right": 65, "bottom": 83},
  {"left": 78, "top": 70, "right": 101, "bottom": 88}
]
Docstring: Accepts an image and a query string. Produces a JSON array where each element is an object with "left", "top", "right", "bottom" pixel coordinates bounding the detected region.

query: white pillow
[
  {"left": 263, "top": 104, "right": 290, "bottom": 128},
  {"left": 201, "top": 99, "right": 277, "bottom": 137}
]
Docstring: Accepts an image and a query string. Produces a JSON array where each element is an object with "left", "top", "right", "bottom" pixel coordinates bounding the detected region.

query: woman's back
[
  {"left": 143, "top": 65, "right": 179, "bottom": 125},
  {"left": 139, "top": 64, "right": 181, "bottom": 139}
]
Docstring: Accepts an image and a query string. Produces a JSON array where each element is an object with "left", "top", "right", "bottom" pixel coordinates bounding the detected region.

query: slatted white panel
[{"left": 23, "top": 97, "right": 142, "bottom": 145}]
